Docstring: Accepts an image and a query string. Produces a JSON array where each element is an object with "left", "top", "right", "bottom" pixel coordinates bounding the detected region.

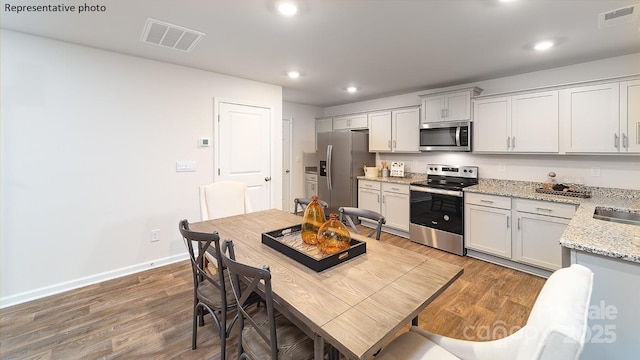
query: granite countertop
[
  {"left": 465, "top": 179, "right": 640, "bottom": 263},
  {"left": 356, "top": 175, "right": 418, "bottom": 185}
]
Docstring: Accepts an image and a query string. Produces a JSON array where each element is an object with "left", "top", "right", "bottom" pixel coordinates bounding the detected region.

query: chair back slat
[{"left": 293, "top": 197, "right": 329, "bottom": 215}]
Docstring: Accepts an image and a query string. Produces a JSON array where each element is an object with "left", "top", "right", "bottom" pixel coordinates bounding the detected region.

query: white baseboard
[{"left": 0, "top": 253, "right": 189, "bottom": 309}]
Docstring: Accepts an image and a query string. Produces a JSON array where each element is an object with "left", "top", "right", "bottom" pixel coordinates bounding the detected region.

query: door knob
[
  {"left": 285, "top": 169, "right": 290, "bottom": 173},
  {"left": 264, "top": 177, "right": 272, "bottom": 181}
]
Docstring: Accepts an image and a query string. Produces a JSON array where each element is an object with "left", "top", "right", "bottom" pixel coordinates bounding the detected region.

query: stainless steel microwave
[{"left": 419, "top": 120, "right": 471, "bottom": 152}]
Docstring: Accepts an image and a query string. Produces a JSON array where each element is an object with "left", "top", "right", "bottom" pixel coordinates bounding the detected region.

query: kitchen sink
[{"left": 593, "top": 207, "right": 640, "bottom": 226}]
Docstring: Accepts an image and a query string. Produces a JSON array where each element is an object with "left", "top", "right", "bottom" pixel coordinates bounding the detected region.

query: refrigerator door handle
[{"left": 327, "top": 145, "right": 333, "bottom": 191}]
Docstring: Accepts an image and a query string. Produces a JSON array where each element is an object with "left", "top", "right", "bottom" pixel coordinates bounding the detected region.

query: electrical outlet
[
  {"left": 591, "top": 167, "right": 601, "bottom": 177},
  {"left": 150, "top": 229, "right": 160, "bottom": 242}
]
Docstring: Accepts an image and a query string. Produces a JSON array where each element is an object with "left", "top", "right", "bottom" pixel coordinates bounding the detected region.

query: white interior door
[
  {"left": 218, "top": 102, "right": 271, "bottom": 211},
  {"left": 282, "top": 118, "right": 292, "bottom": 212}
]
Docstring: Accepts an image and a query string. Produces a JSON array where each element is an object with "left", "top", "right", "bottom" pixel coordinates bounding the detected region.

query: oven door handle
[{"left": 410, "top": 186, "right": 463, "bottom": 197}]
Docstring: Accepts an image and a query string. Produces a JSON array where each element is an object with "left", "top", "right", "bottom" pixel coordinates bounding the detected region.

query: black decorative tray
[
  {"left": 261, "top": 224, "right": 366, "bottom": 272},
  {"left": 535, "top": 187, "right": 592, "bottom": 198}
]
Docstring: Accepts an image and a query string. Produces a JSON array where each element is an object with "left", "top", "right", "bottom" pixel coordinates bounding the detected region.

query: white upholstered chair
[
  {"left": 199, "top": 181, "right": 253, "bottom": 221},
  {"left": 376, "top": 264, "right": 594, "bottom": 360}
]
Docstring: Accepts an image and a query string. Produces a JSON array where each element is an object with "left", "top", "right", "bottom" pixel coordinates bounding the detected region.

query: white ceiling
[{"left": 3, "top": 0, "right": 639, "bottom": 107}]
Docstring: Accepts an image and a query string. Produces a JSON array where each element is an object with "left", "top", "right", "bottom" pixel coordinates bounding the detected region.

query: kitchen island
[{"left": 465, "top": 179, "right": 640, "bottom": 360}]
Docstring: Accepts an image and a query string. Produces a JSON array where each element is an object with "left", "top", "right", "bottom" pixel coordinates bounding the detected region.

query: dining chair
[
  {"left": 200, "top": 181, "right": 253, "bottom": 221},
  {"left": 338, "top": 207, "right": 386, "bottom": 240},
  {"left": 376, "top": 264, "right": 594, "bottom": 360},
  {"left": 179, "top": 219, "right": 259, "bottom": 358},
  {"left": 220, "top": 239, "right": 321, "bottom": 360},
  {"left": 293, "top": 197, "right": 328, "bottom": 215}
]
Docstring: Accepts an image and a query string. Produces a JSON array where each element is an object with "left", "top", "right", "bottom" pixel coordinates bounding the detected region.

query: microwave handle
[{"left": 455, "top": 126, "right": 461, "bottom": 147}]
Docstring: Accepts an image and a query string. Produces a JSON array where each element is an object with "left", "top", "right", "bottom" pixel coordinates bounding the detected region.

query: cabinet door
[
  {"left": 392, "top": 107, "right": 420, "bottom": 152},
  {"left": 473, "top": 97, "right": 511, "bottom": 152},
  {"left": 306, "top": 181, "right": 317, "bottom": 198},
  {"left": 511, "top": 91, "right": 559, "bottom": 153},
  {"left": 332, "top": 116, "right": 350, "bottom": 130},
  {"left": 382, "top": 191, "right": 409, "bottom": 231},
  {"left": 514, "top": 212, "right": 568, "bottom": 271},
  {"left": 444, "top": 91, "right": 472, "bottom": 121},
  {"left": 358, "top": 188, "right": 381, "bottom": 213},
  {"left": 349, "top": 114, "right": 369, "bottom": 129},
  {"left": 465, "top": 204, "right": 512, "bottom": 258},
  {"left": 422, "top": 96, "right": 445, "bottom": 123},
  {"left": 621, "top": 80, "right": 640, "bottom": 153},
  {"left": 316, "top": 118, "right": 333, "bottom": 133},
  {"left": 564, "top": 83, "right": 620, "bottom": 153},
  {"left": 368, "top": 111, "right": 392, "bottom": 152}
]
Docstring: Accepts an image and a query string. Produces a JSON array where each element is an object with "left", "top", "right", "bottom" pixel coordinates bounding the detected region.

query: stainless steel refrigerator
[{"left": 317, "top": 131, "right": 375, "bottom": 214}]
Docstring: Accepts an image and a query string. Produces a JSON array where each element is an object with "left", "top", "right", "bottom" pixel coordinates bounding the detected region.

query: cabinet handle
[
  {"left": 377, "top": 194, "right": 380, "bottom": 203},
  {"left": 382, "top": 195, "right": 385, "bottom": 204},
  {"left": 507, "top": 216, "right": 510, "bottom": 228},
  {"left": 393, "top": 140, "right": 397, "bottom": 149},
  {"left": 480, "top": 199, "right": 494, "bottom": 204},
  {"left": 517, "top": 218, "right": 521, "bottom": 230},
  {"left": 441, "top": 109, "right": 445, "bottom": 118},
  {"left": 507, "top": 136, "right": 511, "bottom": 150},
  {"left": 614, "top": 133, "right": 619, "bottom": 148},
  {"left": 388, "top": 140, "right": 392, "bottom": 149},
  {"left": 536, "top": 207, "right": 553, "bottom": 212},
  {"left": 622, "top": 133, "right": 628, "bottom": 149},
  {"left": 445, "top": 108, "right": 449, "bottom": 118},
  {"left": 391, "top": 187, "right": 400, "bottom": 191},
  {"left": 512, "top": 136, "right": 515, "bottom": 149}
]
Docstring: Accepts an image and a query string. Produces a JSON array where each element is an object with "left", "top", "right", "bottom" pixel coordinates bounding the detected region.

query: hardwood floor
[{"left": 0, "top": 229, "right": 545, "bottom": 359}]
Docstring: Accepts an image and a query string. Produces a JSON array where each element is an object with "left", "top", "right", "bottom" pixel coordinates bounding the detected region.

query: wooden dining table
[{"left": 190, "top": 209, "right": 463, "bottom": 360}]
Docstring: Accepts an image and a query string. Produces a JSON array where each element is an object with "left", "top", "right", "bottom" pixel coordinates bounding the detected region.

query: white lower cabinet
[
  {"left": 465, "top": 193, "right": 576, "bottom": 273},
  {"left": 381, "top": 183, "right": 410, "bottom": 232},
  {"left": 465, "top": 193, "right": 512, "bottom": 258},
  {"left": 358, "top": 180, "right": 409, "bottom": 233},
  {"left": 305, "top": 174, "right": 318, "bottom": 198}
]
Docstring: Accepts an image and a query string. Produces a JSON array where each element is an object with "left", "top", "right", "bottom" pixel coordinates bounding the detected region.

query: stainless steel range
[{"left": 409, "top": 164, "right": 478, "bottom": 255}]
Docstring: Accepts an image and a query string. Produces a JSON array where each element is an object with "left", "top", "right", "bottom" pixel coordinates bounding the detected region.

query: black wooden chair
[
  {"left": 293, "top": 197, "right": 329, "bottom": 215},
  {"left": 220, "top": 239, "right": 322, "bottom": 360},
  {"left": 179, "top": 219, "right": 258, "bottom": 358},
  {"left": 338, "top": 207, "right": 386, "bottom": 240}
]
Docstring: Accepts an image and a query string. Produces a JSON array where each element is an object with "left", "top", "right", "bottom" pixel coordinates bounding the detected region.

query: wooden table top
[{"left": 190, "top": 209, "right": 463, "bottom": 360}]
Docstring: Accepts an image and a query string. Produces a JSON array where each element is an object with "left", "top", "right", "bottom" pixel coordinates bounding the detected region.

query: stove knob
[
  {"left": 463, "top": 169, "right": 468, "bottom": 173},
  {"left": 469, "top": 169, "right": 473, "bottom": 173},
  {"left": 429, "top": 167, "right": 433, "bottom": 170}
]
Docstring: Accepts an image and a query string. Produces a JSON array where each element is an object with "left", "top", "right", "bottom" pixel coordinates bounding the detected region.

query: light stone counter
[
  {"left": 356, "top": 175, "right": 420, "bottom": 185},
  {"left": 465, "top": 179, "right": 640, "bottom": 263}
]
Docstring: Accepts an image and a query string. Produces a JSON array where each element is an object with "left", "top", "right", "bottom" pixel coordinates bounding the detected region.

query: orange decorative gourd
[
  {"left": 317, "top": 213, "right": 351, "bottom": 255},
  {"left": 301, "top": 196, "right": 326, "bottom": 245}
]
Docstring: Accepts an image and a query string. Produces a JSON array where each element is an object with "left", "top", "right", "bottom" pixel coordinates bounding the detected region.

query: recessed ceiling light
[
  {"left": 287, "top": 71, "right": 300, "bottom": 79},
  {"left": 346, "top": 86, "right": 358, "bottom": 93},
  {"left": 277, "top": 1, "right": 298, "bottom": 16},
  {"left": 534, "top": 40, "right": 554, "bottom": 51}
]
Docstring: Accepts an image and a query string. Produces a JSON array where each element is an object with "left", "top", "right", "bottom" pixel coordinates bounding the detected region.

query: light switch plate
[{"left": 176, "top": 160, "right": 196, "bottom": 172}]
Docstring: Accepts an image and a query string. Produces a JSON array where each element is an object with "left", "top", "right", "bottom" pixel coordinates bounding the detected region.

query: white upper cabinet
[
  {"left": 474, "top": 96, "right": 511, "bottom": 152},
  {"left": 474, "top": 90, "right": 559, "bottom": 153},
  {"left": 420, "top": 87, "right": 482, "bottom": 124},
  {"left": 560, "top": 83, "right": 620, "bottom": 153},
  {"left": 368, "top": 107, "right": 419, "bottom": 153},
  {"left": 511, "top": 91, "right": 559, "bottom": 152},
  {"left": 392, "top": 107, "right": 420, "bottom": 152},
  {"left": 621, "top": 79, "right": 640, "bottom": 153},
  {"left": 332, "top": 113, "right": 368, "bottom": 130},
  {"left": 316, "top": 117, "right": 333, "bottom": 133}
]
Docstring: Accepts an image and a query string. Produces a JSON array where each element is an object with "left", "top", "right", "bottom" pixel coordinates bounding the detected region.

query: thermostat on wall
[{"left": 199, "top": 137, "right": 210, "bottom": 147}]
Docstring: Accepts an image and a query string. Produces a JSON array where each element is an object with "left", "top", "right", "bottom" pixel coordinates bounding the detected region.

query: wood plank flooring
[{"left": 1, "top": 228, "right": 545, "bottom": 359}]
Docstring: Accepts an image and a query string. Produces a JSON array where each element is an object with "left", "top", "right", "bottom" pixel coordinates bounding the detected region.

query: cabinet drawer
[
  {"left": 381, "top": 183, "right": 409, "bottom": 194},
  {"left": 305, "top": 174, "right": 318, "bottom": 182},
  {"left": 465, "top": 193, "right": 511, "bottom": 209},
  {"left": 514, "top": 198, "right": 576, "bottom": 219},
  {"left": 359, "top": 180, "right": 381, "bottom": 190}
]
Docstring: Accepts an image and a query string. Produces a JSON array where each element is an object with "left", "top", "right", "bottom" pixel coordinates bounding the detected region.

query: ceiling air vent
[
  {"left": 598, "top": 4, "right": 640, "bottom": 29},
  {"left": 141, "top": 18, "right": 205, "bottom": 52}
]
